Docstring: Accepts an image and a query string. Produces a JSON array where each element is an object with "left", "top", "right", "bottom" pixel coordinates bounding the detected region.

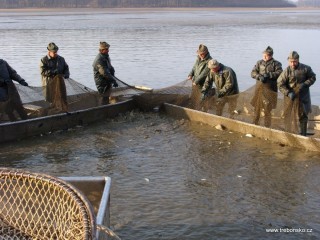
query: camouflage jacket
[
  {"left": 188, "top": 53, "right": 212, "bottom": 87},
  {"left": 202, "top": 63, "right": 239, "bottom": 96}
]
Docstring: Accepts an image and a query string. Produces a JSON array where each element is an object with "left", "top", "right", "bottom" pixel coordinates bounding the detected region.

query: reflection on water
[
  {"left": 0, "top": 111, "right": 319, "bottom": 239},
  {"left": 0, "top": 9, "right": 320, "bottom": 104}
]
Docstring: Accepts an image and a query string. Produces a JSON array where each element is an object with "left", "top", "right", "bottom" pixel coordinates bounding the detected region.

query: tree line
[
  {"left": 0, "top": 0, "right": 296, "bottom": 8},
  {"left": 296, "top": 0, "right": 320, "bottom": 7}
]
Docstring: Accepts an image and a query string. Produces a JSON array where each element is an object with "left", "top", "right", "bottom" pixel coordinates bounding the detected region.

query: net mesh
[
  {"left": 1, "top": 77, "right": 319, "bottom": 135},
  {"left": 133, "top": 79, "right": 320, "bottom": 135},
  {"left": 0, "top": 168, "right": 96, "bottom": 240}
]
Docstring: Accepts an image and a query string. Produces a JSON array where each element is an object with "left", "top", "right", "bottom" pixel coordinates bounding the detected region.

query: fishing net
[
  {"left": 133, "top": 79, "right": 320, "bottom": 135},
  {"left": 0, "top": 77, "right": 148, "bottom": 122},
  {"left": 1, "top": 76, "right": 319, "bottom": 135}
]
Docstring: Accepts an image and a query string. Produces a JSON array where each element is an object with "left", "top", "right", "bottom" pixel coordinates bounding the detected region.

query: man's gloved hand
[
  {"left": 263, "top": 73, "right": 270, "bottom": 82},
  {"left": 64, "top": 76, "right": 69, "bottom": 79},
  {"left": 112, "top": 81, "right": 118, "bottom": 88},
  {"left": 288, "top": 92, "right": 296, "bottom": 101},
  {"left": 51, "top": 69, "right": 58, "bottom": 76},
  {"left": 200, "top": 92, "right": 207, "bottom": 101},
  {"left": 217, "top": 91, "right": 225, "bottom": 98},
  {"left": 299, "top": 83, "right": 307, "bottom": 92},
  {"left": 19, "top": 79, "right": 28, "bottom": 86}
]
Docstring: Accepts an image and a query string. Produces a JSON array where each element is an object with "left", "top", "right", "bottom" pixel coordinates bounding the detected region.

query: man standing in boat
[
  {"left": 277, "top": 51, "right": 316, "bottom": 136},
  {"left": 92, "top": 41, "right": 119, "bottom": 105},
  {"left": 251, "top": 46, "right": 283, "bottom": 127},
  {"left": 0, "top": 58, "right": 29, "bottom": 121},
  {"left": 188, "top": 44, "right": 212, "bottom": 111},
  {"left": 40, "top": 42, "right": 69, "bottom": 112},
  {"left": 202, "top": 59, "right": 239, "bottom": 118}
]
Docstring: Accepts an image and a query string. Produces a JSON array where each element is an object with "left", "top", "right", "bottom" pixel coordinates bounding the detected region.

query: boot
[{"left": 300, "top": 121, "right": 307, "bottom": 136}]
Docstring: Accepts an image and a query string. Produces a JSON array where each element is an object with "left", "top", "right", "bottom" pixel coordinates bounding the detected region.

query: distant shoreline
[{"left": 2, "top": 7, "right": 319, "bottom": 13}]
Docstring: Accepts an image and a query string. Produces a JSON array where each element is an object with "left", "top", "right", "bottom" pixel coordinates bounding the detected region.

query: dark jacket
[
  {"left": 278, "top": 63, "right": 316, "bottom": 113},
  {"left": 40, "top": 55, "right": 69, "bottom": 102},
  {"left": 251, "top": 58, "right": 283, "bottom": 109},
  {"left": 251, "top": 58, "right": 282, "bottom": 92},
  {"left": 0, "top": 59, "right": 25, "bottom": 85},
  {"left": 40, "top": 55, "right": 70, "bottom": 80},
  {"left": 0, "top": 59, "right": 28, "bottom": 120},
  {"left": 0, "top": 59, "right": 25, "bottom": 101},
  {"left": 92, "top": 53, "right": 116, "bottom": 94}
]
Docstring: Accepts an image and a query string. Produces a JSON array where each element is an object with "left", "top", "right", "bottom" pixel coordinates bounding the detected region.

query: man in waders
[
  {"left": 40, "top": 42, "right": 69, "bottom": 112},
  {"left": 188, "top": 44, "right": 212, "bottom": 111},
  {"left": 277, "top": 51, "right": 316, "bottom": 136},
  {"left": 250, "top": 46, "right": 283, "bottom": 127},
  {"left": 0, "top": 58, "right": 29, "bottom": 121},
  {"left": 92, "top": 41, "right": 118, "bottom": 105}
]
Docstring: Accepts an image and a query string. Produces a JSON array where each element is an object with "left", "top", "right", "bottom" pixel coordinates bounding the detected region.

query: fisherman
[
  {"left": 92, "top": 41, "right": 119, "bottom": 105},
  {"left": 250, "top": 46, "right": 283, "bottom": 127},
  {"left": 40, "top": 42, "right": 69, "bottom": 112},
  {"left": 201, "top": 59, "right": 239, "bottom": 118},
  {"left": 0, "top": 58, "right": 29, "bottom": 121},
  {"left": 277, "top": 51, "right": 316, "bottom": 136},
  {"left": 188, "top": 44, "right": 212, "bottom": 111}
]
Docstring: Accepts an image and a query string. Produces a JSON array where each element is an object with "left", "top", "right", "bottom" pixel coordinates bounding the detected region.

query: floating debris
[
  {"left": 245, "top": 133, "right": 253, "bottom": 138},
  {"left": 215, "top": 124, "right": 225, "bottom": 130}
]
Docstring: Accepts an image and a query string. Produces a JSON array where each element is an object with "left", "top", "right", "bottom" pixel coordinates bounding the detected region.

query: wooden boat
[
  {"left": 162, "top": 103, "right": 320, "bottom": 152},
  {"left": 0, "top": 99, "right": 136, "bottom": 143}
]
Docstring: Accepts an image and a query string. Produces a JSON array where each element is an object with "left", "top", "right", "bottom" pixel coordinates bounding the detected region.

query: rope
[{"left": 97, "top": 224, "right": 122, "bottom": 240}]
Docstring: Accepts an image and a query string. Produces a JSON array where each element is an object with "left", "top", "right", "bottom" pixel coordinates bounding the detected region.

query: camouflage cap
[
  {"left": 197, "top": 44, "right": 208, "bottom": 54},
  {"left": 263, "top": 46, "right": 273, "bottom": 55},
  {"left": 287, "top": 51, "right": 299, "bottom": 60},
  {"left": 47, "top": 42, "right": 59, "bottom": 52},
  {"left": 99, "top": 41, "right": 110, "bottom": 50},
  {"left": 208, "top": 59, "right": 220, "bottom": 69}
]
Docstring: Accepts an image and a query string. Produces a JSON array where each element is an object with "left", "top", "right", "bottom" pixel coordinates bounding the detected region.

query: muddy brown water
[{"left": 0, "top": 110, "right": 319, "bottom": 239}]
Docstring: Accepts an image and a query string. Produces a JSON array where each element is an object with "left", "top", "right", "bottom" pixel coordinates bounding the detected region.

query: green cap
[
  {"left": 287, "top": 51, "right": 299, "bottom": 60},
  {"left": 47, "top": 42, "right": 59, "bottom": 52},
  {"left": 208, "top": 59, "right": 220, "bottom": 69},
  {"left": 99, "top": 41, "right": 110, "bottom": 50},
  {"left": 263, "top": 46, "right": 273, "bottom": 55},
  {"left": 197, "top": 44, "right": 208, "bottom": 54}
]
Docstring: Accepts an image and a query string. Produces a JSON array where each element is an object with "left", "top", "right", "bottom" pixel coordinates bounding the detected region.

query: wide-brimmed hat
[
  {"left": 287, "top": 51, "right": 299, "bottom": 60},
  {"left": 47, "top": 42, "right": 59, "bottom": 52},
  {"left": 263, "top": 46, "right": 273, "bottom": 55},
  {"left": 197, "top": 44, "right": 208, "bottom": 54},
  {"left": 99, "top": 41, "right": 110, "bottom": 50},
  {"left": 208, "top": 59, "right": 220, "bottom": 69}
]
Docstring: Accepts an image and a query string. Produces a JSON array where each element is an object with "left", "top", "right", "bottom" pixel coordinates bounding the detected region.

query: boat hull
[
  {"left": 0, "top": 99, "right": 135, "bottom": 143},
  {"left": 162, "top": 103, "right": 320, "bottom": 152}
]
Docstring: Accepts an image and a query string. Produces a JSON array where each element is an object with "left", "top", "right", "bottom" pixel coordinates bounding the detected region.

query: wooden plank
[{"left": 163, "top": 103, "right": 320, "bottom": 152}]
